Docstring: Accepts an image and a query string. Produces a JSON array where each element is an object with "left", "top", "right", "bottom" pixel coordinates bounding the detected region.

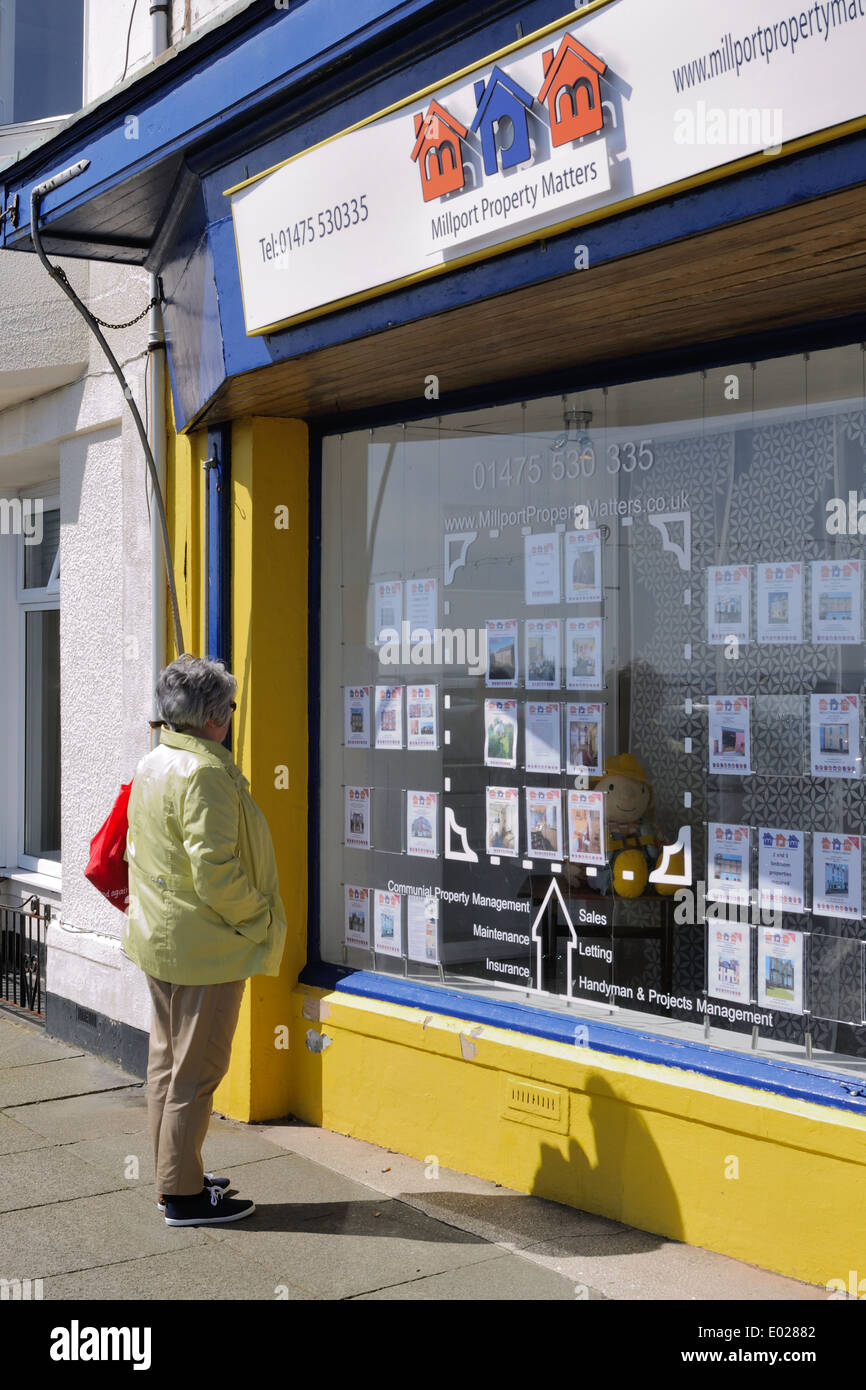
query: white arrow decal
[{"left": 529, "top": 875, "right": 578, "bottom": 997}]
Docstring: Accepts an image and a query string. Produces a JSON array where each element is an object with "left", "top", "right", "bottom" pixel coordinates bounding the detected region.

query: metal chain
[
  {"left": 92, "top": 295, "right": 161, "bottom": 330},
  {"left": 48, "top": 265, "right": 161, "bottom": 329}
]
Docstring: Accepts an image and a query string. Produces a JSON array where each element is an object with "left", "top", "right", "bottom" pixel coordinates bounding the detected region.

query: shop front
[{"left": 4, "top": 0, "right": 866, "bottom": 1283}]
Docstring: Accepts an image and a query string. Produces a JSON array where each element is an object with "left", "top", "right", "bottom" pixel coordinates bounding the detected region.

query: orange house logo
[
  {"left": 538, "top": 33, "right": 606, "bottom": 146},
  {"left": 410, "top": 99, "right": 469, "bottom": 202},
  {"left": 410, "top": 30, "right": 607, "bottom": 201}
]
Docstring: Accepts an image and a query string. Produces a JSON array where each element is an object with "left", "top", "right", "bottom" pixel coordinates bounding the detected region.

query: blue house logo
[{"left": 470, "top": 64, "right": 535, "bottom": 176}]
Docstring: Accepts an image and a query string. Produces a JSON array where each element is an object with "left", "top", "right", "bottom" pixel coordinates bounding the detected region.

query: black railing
[{"left": 0, "top": 894, "right": 49, "bottom": 1019}]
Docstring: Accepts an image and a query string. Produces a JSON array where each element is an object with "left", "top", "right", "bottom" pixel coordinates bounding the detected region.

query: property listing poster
[
  {"left": 344, "top": 786, "right": 371, "bottom": 849},
  {"left": 484, "top": 699, "right": 518, "bottom": 769},
  {"left": 565, "top": 528, "right": 602, "bottom": 603},
  {"left": 525, "top": 618, "right": 560, "bottom": 690},
  {"left": 566, "top": 703, "right": 602, "bottom": 776},
  {"left": 407, "top": 684, "right": 438, "bottom": 750},
  {"left": 525, "top": 702, "right": 561, "bottom": 773},
  {"left": 756, "top": 562, "right": 803, "bottom": 644},
  {"left": 566, "top": 617, "right": 602, "bottom": 690},
  {"left": 707, "top": 565, "right": 750, "bottom": 645},
  {"left": 706, "top": 823, "right": 751, "bottom": 906},
  {"left": 344, "top": 885, "right": 371, "bottom": 949},
  {"left": 373, "top": 580, "right": 402, "bottom": 645},
  {"left": 486, "top": 619, "right": 519, "bottom": 687},
  {"left": 344, "top": 686, "right": 371, "bottom": 747},
  {"left": 706, "top": 924, "right": 751, "bottom": 1005},
  {"left": 406, "top": 790, "right": 438, "bottom": 858},
  {"left": 524, "top": 532, "right": 561, "bottom": 606},
  {"left": 373, "top": 888, "right": 403, "bottom": 957},
  {"left": 758, "top": 828, "right": 806, "bottom": 914},
  {"left": 812, "top": 832, "right": 862, "bottom": 920},
  {"left": 809, "top": 694, "right": 860, "bottom": 778},
  {"left": 485, "top": 786, "right": 519, "bottom": 857},
  {"left": 708, "top": 695, "right": 753, "bottom": 775},
  {"left": 405, "top": 576, "right": 437, "bottom": 639},
  {"left": 811, "top": 559, "right": 862, "bottom": 644},
  {"left": 374, "top": 685, "right": 403, "bottom": 748},
  {"left": 757, "top": 928, "right": 805, "bottom": 1014},
  {"left": 407, "top": 893, "right": 440, "bottom": 965},
  {"left": 525, "top": 787, "right": 562, "bottom": 860},
  {"left": 567, "top": 788, "right": 605, "bottom": 865}
]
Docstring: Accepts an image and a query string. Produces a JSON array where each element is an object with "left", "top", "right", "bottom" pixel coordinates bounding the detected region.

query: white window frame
[{"left": 16, "top": 489, "right": 60, "bottom": 877}]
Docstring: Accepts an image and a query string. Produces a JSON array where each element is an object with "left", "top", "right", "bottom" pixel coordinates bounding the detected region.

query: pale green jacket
[{"left": 122, "top": 728, "right": 288, "bottom": 984}]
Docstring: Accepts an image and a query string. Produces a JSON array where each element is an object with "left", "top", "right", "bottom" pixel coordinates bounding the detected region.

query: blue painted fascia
[{"left": 297, "top": 963, "right": 866, "bottom": 1117}]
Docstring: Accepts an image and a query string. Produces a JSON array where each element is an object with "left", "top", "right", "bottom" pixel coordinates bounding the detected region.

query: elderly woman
[{"left": 123, "top": 656, "right": 287, "bottom": 1226}]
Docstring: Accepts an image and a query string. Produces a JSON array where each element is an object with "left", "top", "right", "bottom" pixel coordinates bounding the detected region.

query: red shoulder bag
[{"left": 84, "top": 780, "right": 133, "bottom": 913}]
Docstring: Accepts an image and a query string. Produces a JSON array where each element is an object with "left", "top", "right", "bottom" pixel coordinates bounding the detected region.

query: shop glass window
[{"left": 320, "top": 342, "right": 866, "bottom": 1075}]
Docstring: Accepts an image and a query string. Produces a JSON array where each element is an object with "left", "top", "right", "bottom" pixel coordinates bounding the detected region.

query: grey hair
[{"left": 156, "top": 656, "right": 237, "bottom": 732}]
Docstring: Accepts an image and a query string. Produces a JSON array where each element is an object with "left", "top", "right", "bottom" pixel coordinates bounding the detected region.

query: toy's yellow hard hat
[{"left": 600, "top": 752, "right": 651, "bottom": 786}]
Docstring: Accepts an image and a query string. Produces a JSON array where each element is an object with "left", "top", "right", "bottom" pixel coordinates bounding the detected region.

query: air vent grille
[{"left": 502, "top": 1075, "right": 569, "bottom": 1132}]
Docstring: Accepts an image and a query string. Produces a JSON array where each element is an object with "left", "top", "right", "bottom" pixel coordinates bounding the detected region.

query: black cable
[{"left": 120, "top": 0, "right": 140, "bottom": 84}]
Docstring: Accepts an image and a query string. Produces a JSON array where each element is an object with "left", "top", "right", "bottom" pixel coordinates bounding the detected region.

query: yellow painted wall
[
  {"left": 215, "top": 416, "right": 309, "bottom": 1121},
  {"left": 288, "top": 984, "right": 866, "bottom": 1288},
  {"left": 164, "top": 408, "right": 206, "bottom": 660}
]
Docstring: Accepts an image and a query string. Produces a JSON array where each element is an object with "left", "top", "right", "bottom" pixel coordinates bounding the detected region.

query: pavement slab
[
  {"left": 0, "top": 1145, "right": 129, "bottom": 1213},
  {"left": 349, "top": 1252, "right": 598, "bottom": 1299},
  {"left": 41, "top": 1243, "right": 317, "bottom": 1301},
  {"left": 2, "top": 1084, "right": 149, "bottom": 1141},
  {"left": 0, "top": 1018, "right": 83, "bottom": 1068},
  {"left": 65, "top": 1117, "right": 282, "bottom": 1197},
  {"left": 0, "top": 1189, "right": 210, "bottom": 1279},
  {"left": 518, "top": 1234, "right": 828, "bottom": 1302},
  {"left": 0, "top": 1111, "right": 55, "bottom": 1156},
  {"left": 200, "top": 1151, "right": 410, "bottom": 1208},
  {"left": 0, "top": 1055, "right": 140, "bottom": 1108}
]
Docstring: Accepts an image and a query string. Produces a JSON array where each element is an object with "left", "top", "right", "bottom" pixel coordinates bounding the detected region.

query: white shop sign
[{"left": 228, "top": 0, "right": 866, "bottom": 334}]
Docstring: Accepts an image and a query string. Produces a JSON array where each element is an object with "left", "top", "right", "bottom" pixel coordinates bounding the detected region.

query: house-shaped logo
[
  {"left": 410, "top": 99, "right": 469, "bottom": 202},
  {"left": 470, "top": 64, "right": 535, "bottom": 176},
  {"left": 538, "top": 33, "right": 606, "bottom": 146},
  {"left": 410, "top": 29, "right": 609, "bottom": 205}
]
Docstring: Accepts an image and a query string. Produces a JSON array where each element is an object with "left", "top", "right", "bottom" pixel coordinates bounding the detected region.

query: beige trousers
[{"left": 144, "top": 973, "right": 246, "bottom": 1198}]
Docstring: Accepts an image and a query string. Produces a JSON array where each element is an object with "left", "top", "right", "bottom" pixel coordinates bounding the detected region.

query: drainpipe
[
  {"left": 204, "top": 427, "right": 231, "bottom": 667},
  {"left": 149, "top": 1, "right": 170, "bottom": 739}
]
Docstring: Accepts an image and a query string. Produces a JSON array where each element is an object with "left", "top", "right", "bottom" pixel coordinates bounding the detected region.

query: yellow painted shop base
[{"left": 228, "top": 983, "right": 865, "bottom": 1289}]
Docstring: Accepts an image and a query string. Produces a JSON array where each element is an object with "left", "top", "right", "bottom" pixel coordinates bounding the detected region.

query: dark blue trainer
[
  {"left": 157, "top": 1173, "right": 229, "bottom": 1212},
  {"left": 164, "top": 1186, "right": 255, "bottom": 1226}
]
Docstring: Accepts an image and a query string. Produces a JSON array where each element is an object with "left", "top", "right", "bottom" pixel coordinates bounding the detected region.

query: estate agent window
[{"left": 320, "top": 341, "right": 866, "bottom": 1074}]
